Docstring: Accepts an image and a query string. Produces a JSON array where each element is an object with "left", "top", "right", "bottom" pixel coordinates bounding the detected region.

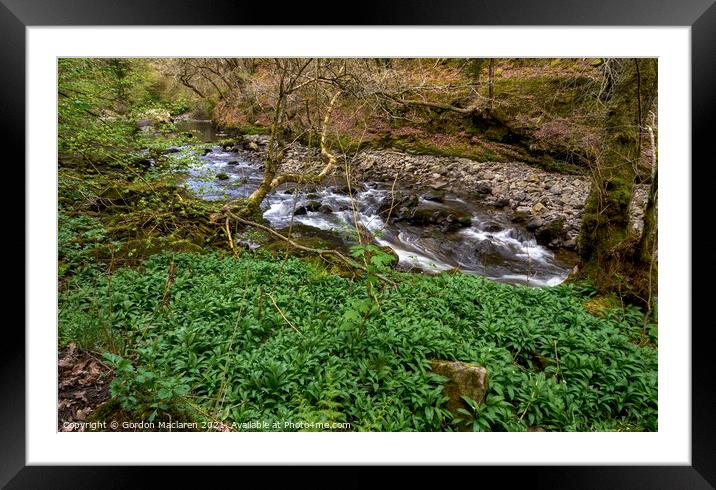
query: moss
[
  {"left": 262, "top": 226, "right": 347, "bottom": 255},
  {"left": 88, "top": 236, "right": 206, "bottom": 269},
  {"left": 583, "top": 294, "right": 621, "bottom": 318},
  {"left": 606, "top": 177, "right": 633, "bottom": 211}
]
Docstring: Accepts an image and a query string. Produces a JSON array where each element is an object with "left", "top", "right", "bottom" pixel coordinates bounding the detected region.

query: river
[{"left": 174, "top": 120, "right": 574, "bottom": 287}]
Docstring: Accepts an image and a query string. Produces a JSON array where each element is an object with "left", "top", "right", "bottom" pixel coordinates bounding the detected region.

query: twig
[
  {"left": 228, "top": 215, "right": 397, "bottom": 287},
  {"left": 268, "top": 293, "right": 303, "bottom": 336},
  {"left": 225, "top": 217, "right": 236, "bottom": 253}
]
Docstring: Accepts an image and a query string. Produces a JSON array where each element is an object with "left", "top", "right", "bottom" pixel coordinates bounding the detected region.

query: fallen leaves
[{"left": 58, "top": 342, "right": 112, "bottom": 432}]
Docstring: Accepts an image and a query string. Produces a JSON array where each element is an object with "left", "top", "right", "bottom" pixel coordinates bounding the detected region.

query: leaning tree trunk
[{"left": 577, "top": 59, "right": 657, "bottom": 304}]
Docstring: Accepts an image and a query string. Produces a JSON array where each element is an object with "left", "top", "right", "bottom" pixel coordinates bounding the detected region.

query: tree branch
[
  {"left": 247, "top": 90, "right": 341, "bottom": 201},
  {"left": 377, "top": 91, "right": 483, "bottom": 115},
  {"left": 227, "top": 215, "right": 397, "bottom": 287}
]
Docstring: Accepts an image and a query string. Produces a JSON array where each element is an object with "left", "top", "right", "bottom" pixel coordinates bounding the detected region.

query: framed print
[{"left": 5, "top": 0, "right": 714, "bottom": 486}]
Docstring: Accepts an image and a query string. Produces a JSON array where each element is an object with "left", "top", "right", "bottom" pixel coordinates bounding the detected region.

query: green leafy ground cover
[{"left": 59, "top": 230, "right": 657, "bottom": 431}]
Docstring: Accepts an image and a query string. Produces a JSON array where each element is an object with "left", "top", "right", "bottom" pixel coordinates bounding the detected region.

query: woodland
[{"left": 58, "top": 58, "right": 658, "bottom": 432}]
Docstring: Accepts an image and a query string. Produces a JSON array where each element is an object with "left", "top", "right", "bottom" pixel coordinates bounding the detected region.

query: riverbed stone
[
  {"left": 474, "top": 182, "right": 492, "bottom": 196},
  {"left": 535, "top": 218, "right": 567, "bottom": 246},
  {"left": 494, "top": 198, "right": 510, "bottom": 208},
  {"left": 403, "top": 206, "right": 472, "bottom": 232},
  {"left": 430, "top": 179, "right": 450, "bottom": 190},
  {"left": 526, "top": 217, "right": 544, "bottom": 231},
  {"left": 423, "top": 190, "right": 446, "bottom": 203}
]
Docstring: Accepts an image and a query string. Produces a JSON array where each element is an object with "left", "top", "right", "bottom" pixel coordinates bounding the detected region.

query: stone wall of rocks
[{"left": 232, "top": 134, "right": 649, "bottom": 251}]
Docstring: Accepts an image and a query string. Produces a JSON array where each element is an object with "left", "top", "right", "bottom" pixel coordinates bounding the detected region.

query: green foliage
[
  {"left": 58, "top": 214, "right": 110, "bottom": 278},
  {"left": 59, "top": 59, "right": 144, "bottom": 162},
  {"left": 103, "top": 353, "right": 193, "bottom": 422},
  {"left": 349, "top": 244, "right": 396, "bottom": 285},
  {"left": 58, "top": 58, "right": 195, "bottom": 170},
  {"left": 59, "top": 251, "right": 658, "bottom": 432}
]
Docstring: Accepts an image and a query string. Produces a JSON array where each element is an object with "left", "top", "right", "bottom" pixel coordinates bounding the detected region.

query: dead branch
[
  {"left": 377, "top": 91, "right": 484, "bottom": 115},
  {"left": 268, "top": 293, "right": 303, "bottom": 336}
]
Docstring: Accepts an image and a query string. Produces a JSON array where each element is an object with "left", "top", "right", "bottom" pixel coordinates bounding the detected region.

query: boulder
[
  {"left": 493, "top": 198, "right": 510, "bottom": 209},
  {"left": 526, "top": 217, "right": 544, "bottom": 232},
  {"left": 481, "top": 221, "right": 503, "bottom": 233},
  {"left": 423, "top": 190, "right": 446, "bottom": 203},
  {"left": 294, "top": 201, "right": 322, "bottom": 216},
  {"left": 227, "top": 160, "right": 238, "bottom": 166},
  {"left": 378, "top": 192, "right": 419, "bottom": 220},
  {"left": 333, "top": 182, "right": 366, "bottom": 195},
  {"left": 304, "top": 201, "right": 322, "bottom": 212},
  {"left": 474, "top": 182, "right": 492, "bottom": 196},
  {"left": 216, "top": 172, "right": 229, "bottom": 181},
  {"left": 430, "top": 360, "right": 488, "bottom": 426},
  {"left": 532, "top": 202, "right": 546, "bottom": 214},
  {"left": 534, "top": 218, "right": 567, "bottom": 247},
  {"left": 135, "top": 119, "right": 153, "bottom": 129},
  {"left": 355, "top": 223, "right": 375, "bottom": 245},
  {"left": 404, "top": 207, "right": 472, "bottom": 232},
  {"left": 136, "top": 108, "right": 172, "bottom": 126},
  {"left": 474, "top": 240, "right": 506, "bottom": 266},
  {"left": 430, "top": 179, "right": 450, "bottom": 190},
  {"left": 511, "top": 210, "right": 531, "bottom": 225}
]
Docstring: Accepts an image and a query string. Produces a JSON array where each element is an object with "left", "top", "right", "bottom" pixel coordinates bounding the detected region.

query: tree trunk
[
  {"left": 577, "top": 59, "right": 658, "bottom": 304},
  {"left": 488, "top": 59, "right": 495, "bottom": 110},
  {"left": 245, "top": 91, "right": 341, "bottom": 211}
]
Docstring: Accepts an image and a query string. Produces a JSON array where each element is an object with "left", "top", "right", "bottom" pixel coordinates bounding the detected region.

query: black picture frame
[{"left": 5, "top": 0, "right": 714, "bottom": 487}]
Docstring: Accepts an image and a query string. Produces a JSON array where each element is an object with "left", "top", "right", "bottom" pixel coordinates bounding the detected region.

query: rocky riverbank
[{"left": 224, "top": 134, "right": 649, "bottom": 251}]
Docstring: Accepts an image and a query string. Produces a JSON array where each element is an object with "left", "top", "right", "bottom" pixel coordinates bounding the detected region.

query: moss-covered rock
[{"left": 430, "top": 360, "right": 488, "bottom": 430}]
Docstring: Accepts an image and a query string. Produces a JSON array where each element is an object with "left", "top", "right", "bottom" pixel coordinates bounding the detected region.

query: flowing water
[{"left": 173, "top": 120, "right": 574, "bottom": 287}]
